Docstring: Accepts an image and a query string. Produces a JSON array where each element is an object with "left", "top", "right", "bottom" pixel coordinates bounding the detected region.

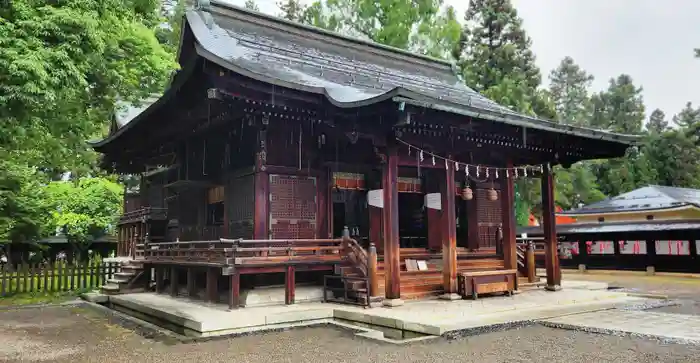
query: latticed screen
[
  {"left": 226, "top": 175, "right": 255, "bottom": 238},
  {"left": 476, "top": 187, "right": 502, "bottom": 249},
  {"left": 269, "top": 174, "right": 317, "bottom": 239}
]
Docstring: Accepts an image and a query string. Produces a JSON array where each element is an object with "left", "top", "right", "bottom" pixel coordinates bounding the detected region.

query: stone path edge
[
  {"left": 538, "top": 320, "right": 700, "bottom": 346},
  {"left": 79, "top": 301, "right": 437, "bottom": 346}
]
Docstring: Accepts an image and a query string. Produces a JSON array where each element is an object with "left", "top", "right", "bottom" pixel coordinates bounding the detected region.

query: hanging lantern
[
  {"left": 487, "top": 187, "right": 498, "bottom": 201},
  {"left": 461, "top": 186, "right": 473, "bottom": 201}
]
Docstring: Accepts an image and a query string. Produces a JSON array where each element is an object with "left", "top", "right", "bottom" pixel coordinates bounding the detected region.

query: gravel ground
[
  {"left": 1, "top": 305, "right": 700, "bottom": 363},
  {"left": 564, "top": 273, "right": 700, "bottom": 315}
]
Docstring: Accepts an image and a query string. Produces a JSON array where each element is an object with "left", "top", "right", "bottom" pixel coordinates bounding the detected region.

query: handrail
[{"left": 338, "top": 227, "right": 378, "bottom": 299}]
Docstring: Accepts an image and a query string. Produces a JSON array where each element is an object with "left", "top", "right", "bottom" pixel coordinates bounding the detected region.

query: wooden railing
[
  {"left": 118, "top": 207, "right": 167, "bottom": 224},
  {"left": 516, "top": 239, "right": 542, "bottom": 283},
  {"left": 340, "top": 234, "right": 379, "bottom": 298},
  {"left": 224, "top": 238, "right": 344, "bottom": 266},
  {"left": 138, "top": 238, "right": 347, "bottom": 268}
]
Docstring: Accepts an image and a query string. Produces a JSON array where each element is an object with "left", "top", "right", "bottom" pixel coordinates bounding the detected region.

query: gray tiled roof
[
  {"left": 560, "top": 185, "right": 700, "bottom": 215},
  {"left": 186, "top": 2, "right": 638, "bottom": 144},
  {"left": 95, "top": 1, "right": 639, "bottom": 148},
  {"left": 517, "top": 219, "right": 700, "bottom": 235}
]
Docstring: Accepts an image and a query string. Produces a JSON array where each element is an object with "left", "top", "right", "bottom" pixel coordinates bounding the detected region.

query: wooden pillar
[
  {"left": 500, "top": 163, "right": 517, "bottom": 271},
  {"left": 187, "top": 268, "right": 197, "bottom": 297},
  {"left": 285, "top": 266, "right": 295, "bottom": 305},
  {"left": 169, "top": 266, "right": 178, "bottom": 297},
  {"left": 368, "top": 242, "right": 379, "bottom": 297},
  {"left": 541, "top": 164, "right": 561, "bottom": 290},
  {"left": 206, "top": 267, "right": 218, "bottom": 303},
  {"left": 526, "top": 242, "right": 537, "bottom": 283},
  {"left": 426, "top": 194, "right": 442, "bottom": 251},
  {"left": 382, "top": 144, "right": 402, "bottom": 304},
  {"left": 440, "top": 162, "right": 458, "bottom": 297},
  {"left": 117, "top": 227, "right": 122, "bottom": 256},
  {"left": 317, "top": 171, "right": 329, "bottom": 238},
  {"left": 254, "top": 126, "right": 269, "bottom": 239},
  {"left": 369, "top": 206, "right": 382, "bottom": 253},
  {"left": 646, "top": 238, "right": 656, "bottom": 275},
  {"left": 229, "top": 272, "right": 240, "bottom": 309},
  {"left": 466, "top": 180, "right": 480, "bottom": 251},
  {"left": 155, "top": 266, "right": 165, "bottom": 294}
]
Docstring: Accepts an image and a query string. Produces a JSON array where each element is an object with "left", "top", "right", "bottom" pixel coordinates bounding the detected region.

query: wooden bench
[{"left": 458, "top": 269, "right": 517, "bottom": 300}]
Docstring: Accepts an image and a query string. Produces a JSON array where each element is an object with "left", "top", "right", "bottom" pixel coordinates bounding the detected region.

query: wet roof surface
[
  {"left": 560, "top": 185, "right": 700, "bottom": 215},
  {"left": 188, "top": 8, "right": 514, "bottom": 112},
  {"left": 103, "top": 2, "right": 639, "bottom": 145}
]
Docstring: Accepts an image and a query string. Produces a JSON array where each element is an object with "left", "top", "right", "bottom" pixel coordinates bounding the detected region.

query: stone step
[
  {"left": 114, "top": 271, "right": 136, "bottom": 279},
  {"left": 107, "top": 277, "right": 129, "bottom": 285}
]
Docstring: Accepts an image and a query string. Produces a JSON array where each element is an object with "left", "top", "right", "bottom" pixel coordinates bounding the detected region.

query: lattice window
[{"left": 269, "top": 175, "right": 317, "bottom": 239}]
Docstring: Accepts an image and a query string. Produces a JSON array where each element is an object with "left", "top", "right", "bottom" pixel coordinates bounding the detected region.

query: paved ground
[
  {"left": 542, "top": 310, "right": 700, "bottom": 343},
  {"left": 564, "top": 273, "right": 700, "bottom": 315},
  {"left": 1, "top": 305, "right": 700, "bottom": 363}
]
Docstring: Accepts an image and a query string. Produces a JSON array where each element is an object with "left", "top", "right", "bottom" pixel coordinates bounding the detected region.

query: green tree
[
  {"left": 299, "top": 0, "right": 461, "bottom": 58},
  {"left": 0, "top": 0, "right": 177, "bottom": 174},
  {"left": 244, "top": 0, "right": 260, "bottom": 11},
  {"left": 672, "top": 102, "right": 700, "bottom": 130},
  {"left": 590, "top": 75, "right": 645, "bottom": 134},
  {"left": 642, "top": 130, "right": 700, "bottom": 188},
  {"left": 548, "top": 57, "right": 594, "bottom": 126},
  {"left": 647, "top": 108, "right": 668, "bottom": 133},
  {"left": 44, "top": 178, "right": 123, "bottom": 248},
  {"left": 278, "top": 0, "right": 307, "bottom": 21},
  {"left": 0, "top": 160, "right": 50, "bottom": 247},
  {"left": 454, "top": 0, "right": 542, "bottom": 114}
]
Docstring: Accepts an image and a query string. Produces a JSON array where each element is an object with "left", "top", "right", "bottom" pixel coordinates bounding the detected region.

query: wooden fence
[{"left": 0, "top": 261, "right": 119, "bottom": 297}]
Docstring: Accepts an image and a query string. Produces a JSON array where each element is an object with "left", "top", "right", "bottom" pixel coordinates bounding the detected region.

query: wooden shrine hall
[{"left": 91, "top": 0, "right": 637, "bottom": 308}]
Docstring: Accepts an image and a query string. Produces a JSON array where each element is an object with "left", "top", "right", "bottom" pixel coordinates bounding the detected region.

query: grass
[{"left": 0, "top": 290, "right": 86, "bottom": 307}]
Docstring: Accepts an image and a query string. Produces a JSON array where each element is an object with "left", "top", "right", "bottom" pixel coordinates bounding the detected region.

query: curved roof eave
[{"left": 391, "top": 97, "right": 641, "bottom": 146}]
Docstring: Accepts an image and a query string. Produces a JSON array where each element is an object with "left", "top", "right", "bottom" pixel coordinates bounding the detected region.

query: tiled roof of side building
[{"left": 559, "top": 185, "right": 700, "bottom": 215}]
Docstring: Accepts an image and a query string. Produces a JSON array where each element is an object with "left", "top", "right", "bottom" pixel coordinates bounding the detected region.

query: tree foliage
[
  {"left": 289, "top": 0, "right": 461, "bottom": 59},
  {"left": 0, "top": 0, "right": 177, "bottom": 174},
  {"left": 244, "top": 0, "right": 260, "bottom": 11},
  {"left": 548, "top": 57, "right": 594, "bottom": 126},
  {"left": 43, "top": 178, "right": 123, "bottom": 245},
  {"left": 647, "top": 109, "right": 668, "bottom": 133},
  {"left": 0, "top": 0, "right": 175, "bottom": 245},
  {"left": 454, "top": 0, "right": 542, "bottom": 115}
]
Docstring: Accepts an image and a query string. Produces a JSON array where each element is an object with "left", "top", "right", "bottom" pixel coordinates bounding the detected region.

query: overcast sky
[{"left": 226, "top": 0, "right": 700, "bottom": 120}]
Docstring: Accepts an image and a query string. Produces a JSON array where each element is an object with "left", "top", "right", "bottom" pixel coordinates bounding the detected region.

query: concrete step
[
  {"left": 114, "top": 271, "right": 136, "bottom": 279},
  {"left": 107, "top": 277, "right": 129, "bottom": 285}
]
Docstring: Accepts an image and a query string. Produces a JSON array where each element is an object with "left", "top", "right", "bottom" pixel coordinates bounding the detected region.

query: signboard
[
  {"left": 367, "top": 189, "right": 383, "bottom": 208},
  {"left": 424, "top": 193, "right": 441, "bottom": 210}
]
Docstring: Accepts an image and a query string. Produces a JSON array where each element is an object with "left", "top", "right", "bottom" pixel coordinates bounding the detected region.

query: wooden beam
[
  {"left": 382, "top": 144, "right": 401, "bottom": 302},
  {"left": 285, "top": 266, "right": 295, "bottom": 305},
  {"left": 441, "top": 161, "right": 458, "bottom": 295},
  {"left": 541, "top": 164, "right": 561, "bottom": 290},
  {"left": 229, "top": 272, "right": 240, "bottom": 309},
  {"left": 501, "top": 162, "right": 517, "bottom": 271}
]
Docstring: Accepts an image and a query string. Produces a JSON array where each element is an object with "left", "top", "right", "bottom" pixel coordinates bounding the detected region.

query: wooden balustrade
[
  {"left": 516, "top": 239, "right": 546, "bottom": 283},
  {"left": 118, "top": 207, "right": 167, "bottom": 225}
]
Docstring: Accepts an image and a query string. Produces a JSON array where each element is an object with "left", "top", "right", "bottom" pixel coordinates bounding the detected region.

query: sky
[{"left": 225, "top": 0, "right": 700, "bottom": 120}]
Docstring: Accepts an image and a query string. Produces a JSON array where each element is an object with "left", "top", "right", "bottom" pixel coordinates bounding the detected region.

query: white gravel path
[{"left": 1, "top": 305, "right": 699, "bottom": 363}]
